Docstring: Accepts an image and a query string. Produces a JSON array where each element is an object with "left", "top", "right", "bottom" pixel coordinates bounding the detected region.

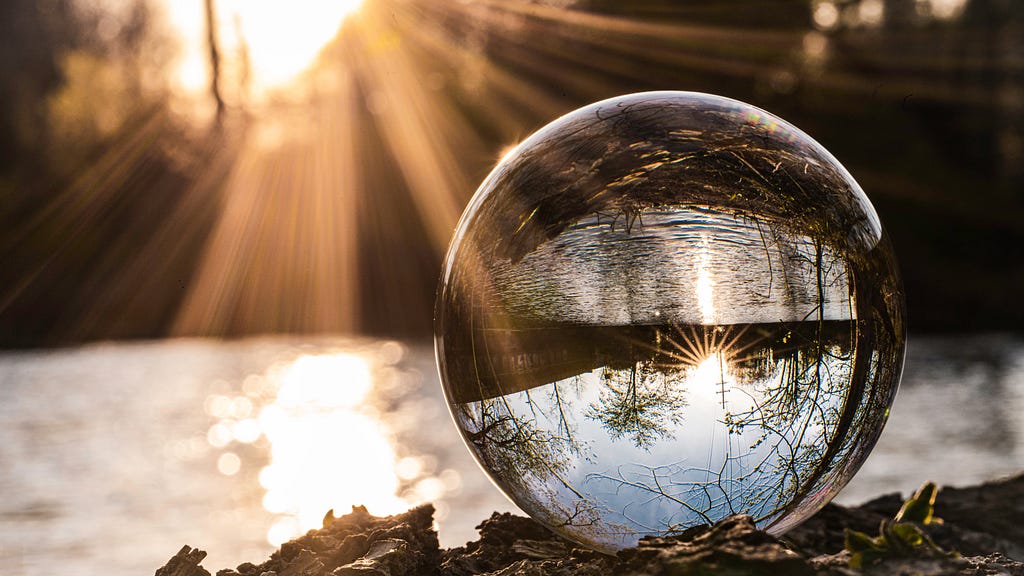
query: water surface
[{"left": 0, "top": 334, "right": 1021, "bottom": 575}]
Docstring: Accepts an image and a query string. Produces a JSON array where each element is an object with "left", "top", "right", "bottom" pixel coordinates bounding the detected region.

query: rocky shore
[{"left": 157, "top": 474, "right": 1024, "bottom": 576}]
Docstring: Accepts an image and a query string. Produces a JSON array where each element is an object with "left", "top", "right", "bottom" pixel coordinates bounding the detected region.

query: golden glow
[
  {"left": 919, "top": 0, "right": 968, "bottom": 20},
  {"left": 258, "top": 353, "right": 407, "bottom": 545},
  {"left": 276, "top": 354, "right": 372, "bottom": 409},
  {"left": 217, "top": 452, "right": 242, "bottom": 475},
  {"left": 221, "top": 0, "right": 364, "bottom": 91},
  {"left": 802, "top": 31, "right": 829, "bottom": 64},
  {"left": 812, "top": 2, "right": 840, "bottom": 30},
  {"left": 163, "top": 0, "right": 208, "bottom": 94},
  {"left": 858, "top": 0, "right": 885, "bottom": 26},
  {"left": 164, "top": 0, "right": 363, "bottom": 98},
  {"left": 173, "top": 70, "right": 362, "bottom": 335},
  {"left": 199, "top": 350, "right": 465, "bottom": 547},
  {"left": 689, "top": 353, "right": 729, "bottom": 407}
]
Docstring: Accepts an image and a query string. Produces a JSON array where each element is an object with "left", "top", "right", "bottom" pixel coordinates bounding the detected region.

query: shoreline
[{"left": 157, "top": 473, "right": 1024, "bottom": 576}]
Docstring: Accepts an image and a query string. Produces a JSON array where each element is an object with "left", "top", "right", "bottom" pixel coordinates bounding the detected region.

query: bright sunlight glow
[
  {"left": 690, "top": 353, "right": 729, "bottom": 407},
  {"left": 165, "top": 0, "right": 364, "bottom": 98},
  {"left": 201, "top": 348, "right": 463, "bottom": 549},
  {"left": 276, "top": 354, "right": 372, "bottom": 409},
  {"left": 223, "top": 0, "right": 364, "bottom": 90},
  {"left": 257, "top": 353, "right": 407, "bottom": 546},
  {"left": 687, "top": 350, "right": 757, "bottom": 415}
]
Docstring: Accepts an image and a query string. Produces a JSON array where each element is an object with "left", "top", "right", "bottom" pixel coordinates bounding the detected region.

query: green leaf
[
  {"left": 891, "top": 523, "right": 925, "bottom": 546},
  {"left": 850, "top": 548, "right": 889, "bottom": 569},
  {"left": 845, "top": 480, "right": 959, "bottom": 568},
  {"left": 895, "top": 482, "right": 938, "bottom": 524},
  {"left": 844, "top": 528, "right": 884, "bottom": 553}
]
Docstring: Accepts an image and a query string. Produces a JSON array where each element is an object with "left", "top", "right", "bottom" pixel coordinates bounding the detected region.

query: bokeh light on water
[
  {"left": 199, "top": 346, "right": 467, "bottom": 547},
  {"left": 0, "top": 337, "right": 512, "bottom": 575},
  {"left": 260, "top": 353, "right": 403, "bottom": 545}
]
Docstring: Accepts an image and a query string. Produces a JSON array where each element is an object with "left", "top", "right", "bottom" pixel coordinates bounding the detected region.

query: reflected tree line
[{"left": 454, "top": 319, "right": 880, "bottom": 539}]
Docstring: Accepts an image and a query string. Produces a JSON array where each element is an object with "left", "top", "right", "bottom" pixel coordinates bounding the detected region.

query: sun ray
[
  {"left": 346, "top": 8, "right": 481, "bottom": 252},
  {"left": 174, "top": 72, "right": 362, "bottom": 335},
  {"left": 385, "top": 1, "right": 569, "bottom": 134}
]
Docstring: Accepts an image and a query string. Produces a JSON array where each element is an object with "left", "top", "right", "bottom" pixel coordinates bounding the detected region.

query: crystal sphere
[{"left": 434, "top": 92, "right": 905, "bottom": 552}]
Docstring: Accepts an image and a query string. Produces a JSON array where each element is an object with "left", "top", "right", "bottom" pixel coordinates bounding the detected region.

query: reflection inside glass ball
[{"left": 434, "top": 92, "right": 905, "bottom": 552}]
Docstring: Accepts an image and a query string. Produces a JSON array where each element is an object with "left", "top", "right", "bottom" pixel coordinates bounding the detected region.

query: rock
[
  {"left": 957, "top": 554, "right": 1024, "bottom": 576},
  {"left": 931, "top": 474, "right": 1024, "bottom": 560},
  {"left": 156, "top": 476, "right": 1024, "bottom": 576},
  {"left": 334, "top": 538, "right": 417, "bottom": 576},
  {"left": 810, "top": 549, "right": 966, "bottom": 576},
  {"left": 439, "top": 511, "right": 614, "bottom": 576},
  {"left": 785, "top": 496, "right": 896, "bottom": 557},
  {"left": 184, "top": 505, "right": 439, "bottom": 576},
  {"left": 620, "top": 515, "right": 815, "bottom": 575},
  {"left": 156, "top": 546, "right": 212, "bottom": 576}
]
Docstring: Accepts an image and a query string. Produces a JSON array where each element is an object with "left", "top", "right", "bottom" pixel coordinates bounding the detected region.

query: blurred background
[
  {"left": 0, "top": 0, "right": 1022, "bottom": 574},
  {"left": 2, "top": 0, "right": 1023, "bottom": 344}
]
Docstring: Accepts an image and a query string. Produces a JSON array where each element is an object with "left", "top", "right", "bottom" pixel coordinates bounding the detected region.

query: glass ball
[{"left": 434, "top": 91, "right": 905, "bottom": 552}]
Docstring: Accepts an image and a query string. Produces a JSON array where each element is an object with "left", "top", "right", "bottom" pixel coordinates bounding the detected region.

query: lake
[{"left": 0, "top": 334, "right": 1021, "bottom": 575}]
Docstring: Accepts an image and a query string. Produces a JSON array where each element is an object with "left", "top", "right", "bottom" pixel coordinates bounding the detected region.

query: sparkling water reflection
[
  {"left": 252, "top": 353, "right": 406, "bottom": 545},
  {"left": 0, "top": 335, "right": 1021, "bottom": 575},
  {"left": 0, "top": 338, "right": 482, "bottom": 576}
]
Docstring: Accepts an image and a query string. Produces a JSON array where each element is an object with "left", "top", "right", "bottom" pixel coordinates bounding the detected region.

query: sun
[
  {"left": 166, "top": 0, "right": 365, "bottom": 100},
  {"left": 226, "top": 0, "right": 364, "bottom": 90},
  {"left": 689, "top": 352, "right": 729, "bottom": 407}
]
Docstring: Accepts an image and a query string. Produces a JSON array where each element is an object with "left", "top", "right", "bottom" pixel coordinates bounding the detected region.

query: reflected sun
[
  {"left": 696, "top": 234, "right": 716, "bottom": 325},
  {"left": 690, "top": 353, "right": 730, "bottom": 408}
]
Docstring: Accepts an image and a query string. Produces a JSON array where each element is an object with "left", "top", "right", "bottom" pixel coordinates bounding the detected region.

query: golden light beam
[
  {"left": 174, "top": 71, "right": 361, "bottom": 336},
  {"left": 71, "top": 125, "right": 240, "bottom": 338},
  {"left": 347, "top": 9, "right": 480, "bottom": 253},
  {"left": 474, "top": 0, "right": 798, "bottom": 48},
  {"left": 385, "top": 1, "right": 569, "bottom": 138}
]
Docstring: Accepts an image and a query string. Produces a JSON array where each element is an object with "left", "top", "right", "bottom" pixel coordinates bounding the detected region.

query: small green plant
[{"left": 844, "top": 482, "right": 959, "bottom": 569}]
